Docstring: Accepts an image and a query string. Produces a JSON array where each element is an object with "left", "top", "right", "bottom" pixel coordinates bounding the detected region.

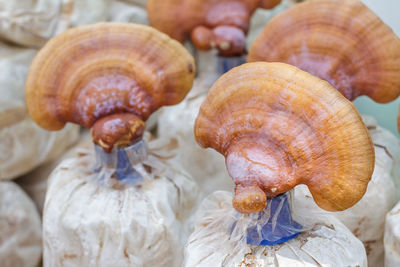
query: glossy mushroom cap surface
[
  {"left": 147, "top": 0, "right": 281, "bottom": 56},
  {"left": 26, "top": 22, "right": 195, "bottom": 152},
  {"left": 195, "top": 62, "right": 374, "bottom": 214},
  {"left": 248, "top": 0, "right": 400, "bottom": 102}
]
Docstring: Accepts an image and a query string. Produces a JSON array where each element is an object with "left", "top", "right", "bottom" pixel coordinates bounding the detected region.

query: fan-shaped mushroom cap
[
  {"left": 248, "top": 0, "right": 400, "bottom": 103},
  {"left": 147, "top": 0, "right": 281, "bottom": 56},
  {"left": 26, "top": 22, "right": 195, "bottom": 152},
  {"left": 195, "top": 62, "right": 374, "bottom": 214}
]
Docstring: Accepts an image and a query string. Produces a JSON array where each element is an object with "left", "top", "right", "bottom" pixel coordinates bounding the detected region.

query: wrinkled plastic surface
[
  {"left": 16, "top": 132, "right": 92, "bottom": 214},
  {"left": 43, "top": 133, "right": 198, "bottom": 267},
  {"left": 184, "top": 191, "right": 367, "bottom": 267},
  {"left": 0, "top": 181, "right": 42, "bottom": 267},
  {"left": 121, "top": 0, "right": 147, "bottom": 8},
  {"left": 109, "top": 0, "right": 148, "bottom": 24},
  {"left": 0, "top": 121, "right": 79, "bottom": 180},
  {"left": 0, "top": 0, "right": 111, "bottom": 47},
  {"left": 94, "top": 140, "right": 148, "bottom": 185},
  {"left": 385, "top": 201, "right": 400, "bottom": 267},
  {"left": 245, "top": 193, "right": 302, "bottom": 246},
  {"left": 0, "top": 43, "right": 80, "bottom": 180}
]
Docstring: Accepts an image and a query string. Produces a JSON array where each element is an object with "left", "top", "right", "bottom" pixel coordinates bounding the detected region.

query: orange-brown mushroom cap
[
  {"left": 26, "top": 22, "right": 195, "bottom": 152},
  {"left": 147, "top": 0, "right": 281, "bottom": 56},
  {"left": 248, "top": 0, "right": 400, "bottom": 103},
  {"left": 194, "top": 62, "right": 374, "bottom": 214}
]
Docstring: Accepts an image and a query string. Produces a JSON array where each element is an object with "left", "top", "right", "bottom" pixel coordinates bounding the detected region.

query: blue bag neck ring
[
  {"left": 245, "top": 192, "right": 303, "bottom": 246},
  {"left": 94, "top": 140, "right": 148, "bottom": 184},
  {"left": 217, "top": 55, "right": 247, "bottom": 75}
]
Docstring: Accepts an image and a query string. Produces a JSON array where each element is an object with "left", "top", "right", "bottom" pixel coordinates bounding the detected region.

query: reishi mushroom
[
  {"left": 26, "top": 22, "right": 195, "bottom": 153},
  {"left": 248, "top": 0, "right": 400, "bottom": 103},
  {"left": 194, "top": 62, "right": 374, "bottom": 214},
  {"left": 147, "top": 0, "right": 282, "bottom": 56}
]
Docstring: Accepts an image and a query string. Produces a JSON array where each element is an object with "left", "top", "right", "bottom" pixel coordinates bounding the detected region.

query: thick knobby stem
[
  {"left": 91, "top": 113, "right": 145, "bottom": 153},
  {"left": 233, "top": 184, "right": 267, "bottom": 214},
  {"left": 191, "top": 25, "right": 246, "bottom": 56}
]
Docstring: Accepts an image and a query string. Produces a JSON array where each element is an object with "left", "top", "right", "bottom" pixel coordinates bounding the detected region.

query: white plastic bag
[
  {"left": 0, "top": 0, "right": 111, "bottom": 47},
  {"left": 109, "top": 0, "right": 148, "bottom": 24},
  {"left": 184, "top": 190, "right": 367, "bottom": 267},
  {"left": 0, "top": 181, "right": 42, "bottom": 267},
  {"left": 121, "top": 0, "right": 147, "bottom": 8},
  {"left": 0, "top": 43, "right": 80, "bottom": 180},
  {"left": 16, "top": 132, "right": 92, "bottom": 214},
  {"left": 384, "top": 201, "right": 400, "bottom": 267},
  {"left": 43, "top": 134, "right": 198, "bottom": 267}
]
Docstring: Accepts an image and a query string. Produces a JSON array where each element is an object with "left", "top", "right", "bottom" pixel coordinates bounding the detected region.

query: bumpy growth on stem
[
  {"left": 195, "top": 62, "right": 374, "bottom": 214},
  {"left": 26, "top": 22, "right": 195, "bottom": 152},
  {"left": 147, "top": 0, "right": 281, "bottom": 56},
  {"left": 248, "top": 0, "right": 400, "bottom": 102}
]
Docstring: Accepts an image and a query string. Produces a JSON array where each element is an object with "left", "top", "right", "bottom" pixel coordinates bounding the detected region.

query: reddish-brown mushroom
[
  {"left": 147, "top": 0, "right": 282, "bottom": 56},
  {"left": 26, "top": 22, "right": 195, "bottom": 152},
  {"left": 248, "top": 0, "right": 400, "bottom": 103},
  {"left": 195, "top": 62, "right": 374, "bottom": 214}
]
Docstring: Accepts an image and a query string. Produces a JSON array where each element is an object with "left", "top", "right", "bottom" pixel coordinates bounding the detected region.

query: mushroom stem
[
  {"left": 224, "top": 137, "right": 297, "bottom": 210},
  {"left": 259, "top": 0, "right": 282, "bottom": 9},
  {"left": 233, "top": 184, "right": 267, "bottom": 214},
  {"left": 91, "top": 113, "right": 145, "bottom": 153},
  {"left": 191, "top": 25, "right": 246, "bottom": 56}
]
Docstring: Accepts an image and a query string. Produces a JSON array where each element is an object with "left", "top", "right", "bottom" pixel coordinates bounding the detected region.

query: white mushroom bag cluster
[
  {"left": 0, "top": 181, "right": 42, "bottom": 267},
  {"left": 0, "top": 0, "right": 149, "bottom": 48},
  {"left": 0, "top": 0, "right": 111, "bottom": 47},
  {"left": 0, "top": 42, "right": 80, "bottom": 181},
  {"left": 43, "top": 133, "right": 199, "bottom": 267},
  {"left": 110, "top": 0, "right": 148, "bottom": 24},
  {"left": 16, "top": 132, "right": 93, "bottom": 214},
  {"left": 184, "top": 190, "right": 367, "bottom": 267},
  {"left": 385, "top": 200, "right": 400, "bottom": 267}
]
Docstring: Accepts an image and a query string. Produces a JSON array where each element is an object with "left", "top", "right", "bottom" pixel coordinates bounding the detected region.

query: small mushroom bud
[
  {"left": 248, "top": 0, "right": 400, "bottom": 103},
  {"left": 191, "top": 26, "right": 215, "bottom": 51},
  {"left": 232, "top": 184, "right": 267, "bottom": 214},
  {"left": 192, "top": 25, "right": 247, "bottom": 56},
  {"left": 26, "top": 22, "right": 195, "bottom": 152},
  {"left": 195, "top": 62, "right": 375, "bottom": 213},
  {"left": 148, "top": 0, "right": 281, "bottom": 56},
  {"left": 91, "top": 113, "right": 145, "bottom": 153}
]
